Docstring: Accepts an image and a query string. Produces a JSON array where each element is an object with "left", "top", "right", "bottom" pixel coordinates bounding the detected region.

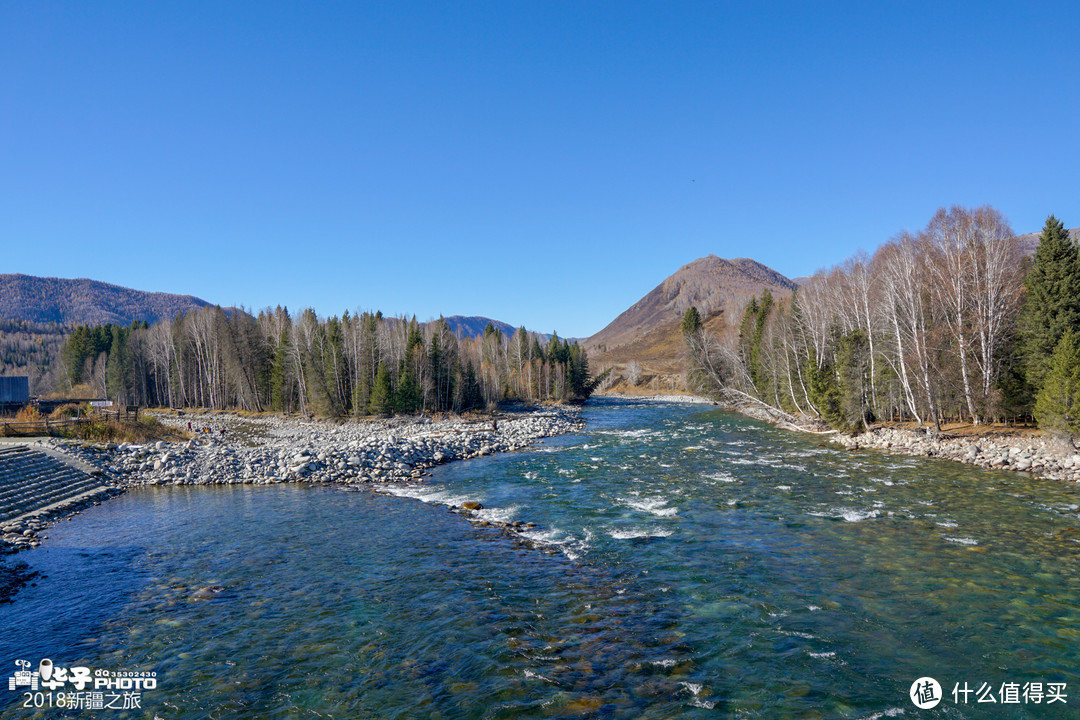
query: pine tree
[
  {"left": 807, "top": 346, "right": 844, "bottom": 429},
  {"left": 1021, "top": 215, "right": 1080, "bottom": 390},
  {"left": 681, "top": 306, "right": 702, "bottom": 336},
  {"left": 837, "top": 329, "right": 873, "bottom": 430},
  {"left": 396, "top": 352, "right": 421, "bottom": 414},
  {"left": 461, "top": 359, "right": 483, "bottom": 411},
  {"left": 567, "top": 343, "right": 590, "bottom": 399},
  {"left": 105, "top": 325, "right": 131, "bottom": 402},
  {"left": 270, "top": 327, "right": 290, "bottom": 411},
  {"left": 737, "top": 292, "right": 774, "bottom": 397},
  {"left": 368, "top": 362, "right": 392, "bottom": 416},
  {"left": 1035, "top": 329, "right": 1080, "bottom": 439},
  {"left": 428, "top": 332, "right": 444, "bottom": 411}
]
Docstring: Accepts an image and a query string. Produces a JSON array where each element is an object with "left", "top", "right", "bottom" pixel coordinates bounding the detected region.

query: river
[{"left": 1, "top": 398, "right": 1077, "bottom": 718}]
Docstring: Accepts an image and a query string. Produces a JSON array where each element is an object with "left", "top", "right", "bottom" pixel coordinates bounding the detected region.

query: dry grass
[
  {"left": 883, "top": 420, "right": 1040, "bottom": 438},
  {"left": 49, "top": 403, "right": 84, "bottom": 420},
  {"left": 13, "top": 405, "right": 42, "bottom": 422},
  {"left": 65, "top": 416, "right": 190, "bottom": 444}
]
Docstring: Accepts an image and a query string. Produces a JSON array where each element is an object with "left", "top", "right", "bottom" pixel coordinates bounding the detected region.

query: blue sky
[{"left": 2, "top": 1, "right": 1077, "bottom": 337}]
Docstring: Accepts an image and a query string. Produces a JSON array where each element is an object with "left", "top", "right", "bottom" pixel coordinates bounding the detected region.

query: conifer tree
[
  {"left": 270, "top": 327, "right": 290, "bottom": 411},
  {"left": 428, "top": 332, "right": 445, "bottom": 410},
  {"left": 1035, "top": 329, "right": 1080, "bottom": 439},
  {"left": 106, "top": 325, "right": 131, "bottom": 402},
  {"left": 396, "top": 354, "right": 421, "bottom": 414},
  {"left": 368, "top": 362, "right": 392, "bottom": 416},
  {"left": 681, "top": 306, "right": 702, "bottom": 336},
  {"left": 1021, "top": 215, "right": 1080, "bottom": 389},
  {"left": 461, "top": 359, "right": 483, "bottom": 411},
  {"left": 807, "top": 346, "right": 844, "bottom": 429}
]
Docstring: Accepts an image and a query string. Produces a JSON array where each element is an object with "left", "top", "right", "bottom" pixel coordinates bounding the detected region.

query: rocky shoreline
[
  {"left": 78, "top": 407, "right": 582, "bottom": 486},
  {"left": 0, "top": 407, "right": 583, "bottom": 558},
  {"left": 832, "top": 425, "right": 1080, "bottom": 483}
]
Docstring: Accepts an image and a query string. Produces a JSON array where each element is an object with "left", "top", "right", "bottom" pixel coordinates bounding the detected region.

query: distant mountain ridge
[
  {"left": 440, "top": 316, "right": 556, "bottom": 342},
  {"left": 0, "top": 275, "right": 546, "bottom": 342},
  {"left": 0, "top": 274, "right": 213, "bottom": 326},
  {"left": 440, "top": 316, "right": 517, "bottom": 339}
]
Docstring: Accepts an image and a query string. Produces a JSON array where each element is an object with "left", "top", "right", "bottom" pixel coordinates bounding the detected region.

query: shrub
[
  {"left": 14, "top": 405, "right": 42, "bottom": 423},
  {"left": 64, "top": 416, "right": 186, "bottom": 444},
  {"left": 49, "top": 403, "right": 84, "bottom": 420}
]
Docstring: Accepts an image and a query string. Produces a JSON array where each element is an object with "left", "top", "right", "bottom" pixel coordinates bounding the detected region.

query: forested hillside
[
  {"left": 0, "top": 274, "right": 211, "bottom": 326},
  {"left": 0, "top": 319, "right": 66, "bottom": 394}
]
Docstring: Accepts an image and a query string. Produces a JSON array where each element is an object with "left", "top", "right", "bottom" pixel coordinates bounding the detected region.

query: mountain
[
  {"left": 440, "top": 316, "right": 518, "bottom": 339},
  {"left": 587, "top": 256, "right": 796, "bottom": 356},
  {"left": 438, "top": 316, "right": 560, "bottom": 342},
  {"left": 0, "top": 274, "right": 213, "bottom": 326}
]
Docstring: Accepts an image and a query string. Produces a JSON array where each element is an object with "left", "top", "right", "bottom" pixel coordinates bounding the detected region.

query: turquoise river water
[{"left": 1, "top": 398, "right": 1078, "bottom": 719}]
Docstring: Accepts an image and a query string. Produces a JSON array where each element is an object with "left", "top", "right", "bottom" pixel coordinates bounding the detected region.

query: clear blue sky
[{"left": 2, "top": 1, "right": 1077, "bottom": 337}]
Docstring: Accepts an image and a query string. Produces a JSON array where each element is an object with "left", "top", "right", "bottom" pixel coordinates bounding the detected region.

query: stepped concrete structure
[{"left": 0, "top": 443, "right": 113, "bottom": 525}]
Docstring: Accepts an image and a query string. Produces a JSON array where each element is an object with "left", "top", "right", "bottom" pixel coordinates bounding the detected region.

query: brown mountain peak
[{"left": 586, "top": 255, "right": 795, "bottom": 361}]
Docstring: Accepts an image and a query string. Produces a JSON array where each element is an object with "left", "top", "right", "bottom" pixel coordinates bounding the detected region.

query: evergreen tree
[
  {"left": 428, "top": 332, "right": 445, "bottom": 410},
  {"left": 738, "top": 292, "right": 774, "bottom": 397},
  {"left": 1020, "top": 215, "right": 1080, "bottom": 390},
  {"left": 461, "top": 359, "right": 483, "bottom": 411},
  {"left": 368, "top": 362, "right": 393, "bottom": 416},
  {"left": 270, "top": 327, "right": 290, "bottom": 411},
  {"left": 681, "top": 306, "right": 702, "bottom": 336},
  {"left": 1035, "top": 329, "right": 1080, "bottom": 439},
  {"left": 396, "top": 341, "right": 422, "bottom": 414},
  {"left": 567, "top": 343, "right": 590, "bottom": 399},
  {"left": 105, "top": 325, "right": 132, "bottom": 402},
  {"left": 353, "top": 371, "right": 371, "bottom": 416},
  {"left": 324, "top": 315, "right": 347, "bottom": 415},
  {"left": 807, "top": 346, "right": 844, "bottom": 429},
  {"left": 837, "top": 329, "right": 873, "bottom": 430}
]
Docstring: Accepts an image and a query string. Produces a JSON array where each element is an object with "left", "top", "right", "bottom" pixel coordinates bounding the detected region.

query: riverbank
[
  {"left": 596, "top": 392, "right": 715, "bottom": 404},
  {"left": 833, "top": 425, "right": 1080, "bottom": 482},
  {"left": 607, "top": 391, "right": 1080, "bottom": 484},
  {"left": 0, "top": 406, "right": 583, "bottom": 557}
]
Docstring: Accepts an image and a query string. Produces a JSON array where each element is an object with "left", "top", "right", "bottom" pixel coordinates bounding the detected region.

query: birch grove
[{"left": 685, "top": 205, "right": 1032, "bottom": 430}]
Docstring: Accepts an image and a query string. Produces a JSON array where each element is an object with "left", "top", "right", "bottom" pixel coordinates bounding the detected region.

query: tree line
[
  {"left": 60, "top": 307, "right": 596, "bottom": 415},
  {"left": 684, "top": 207, "right": 1080, "bottom": 437}
]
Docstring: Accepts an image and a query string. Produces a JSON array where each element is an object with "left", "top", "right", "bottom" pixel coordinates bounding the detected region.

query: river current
[{"left": 1, "top": 398, "right": 1078, "bottom": 719}]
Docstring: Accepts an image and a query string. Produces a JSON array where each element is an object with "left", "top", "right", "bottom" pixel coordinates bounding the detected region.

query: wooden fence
[{"left": 0, "top": 417, "right": 87, "bottom": 437}]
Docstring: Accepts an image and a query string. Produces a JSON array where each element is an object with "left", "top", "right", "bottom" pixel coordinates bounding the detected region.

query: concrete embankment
[
  {"left": 833, "top": 426, "right": 1080, "bottom": 482},
  {"left": 0, "top": 443, "right": 121, "bottom": 553}
]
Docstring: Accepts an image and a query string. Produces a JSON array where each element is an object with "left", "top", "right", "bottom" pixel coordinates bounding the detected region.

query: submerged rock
[{"left": 191, "top": 585, "right": 225, "bottom": 599}]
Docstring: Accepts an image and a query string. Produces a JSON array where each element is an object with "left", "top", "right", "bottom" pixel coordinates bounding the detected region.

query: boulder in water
[{"left": 191, "top": 585, "right": 225, "bottom": 599}]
